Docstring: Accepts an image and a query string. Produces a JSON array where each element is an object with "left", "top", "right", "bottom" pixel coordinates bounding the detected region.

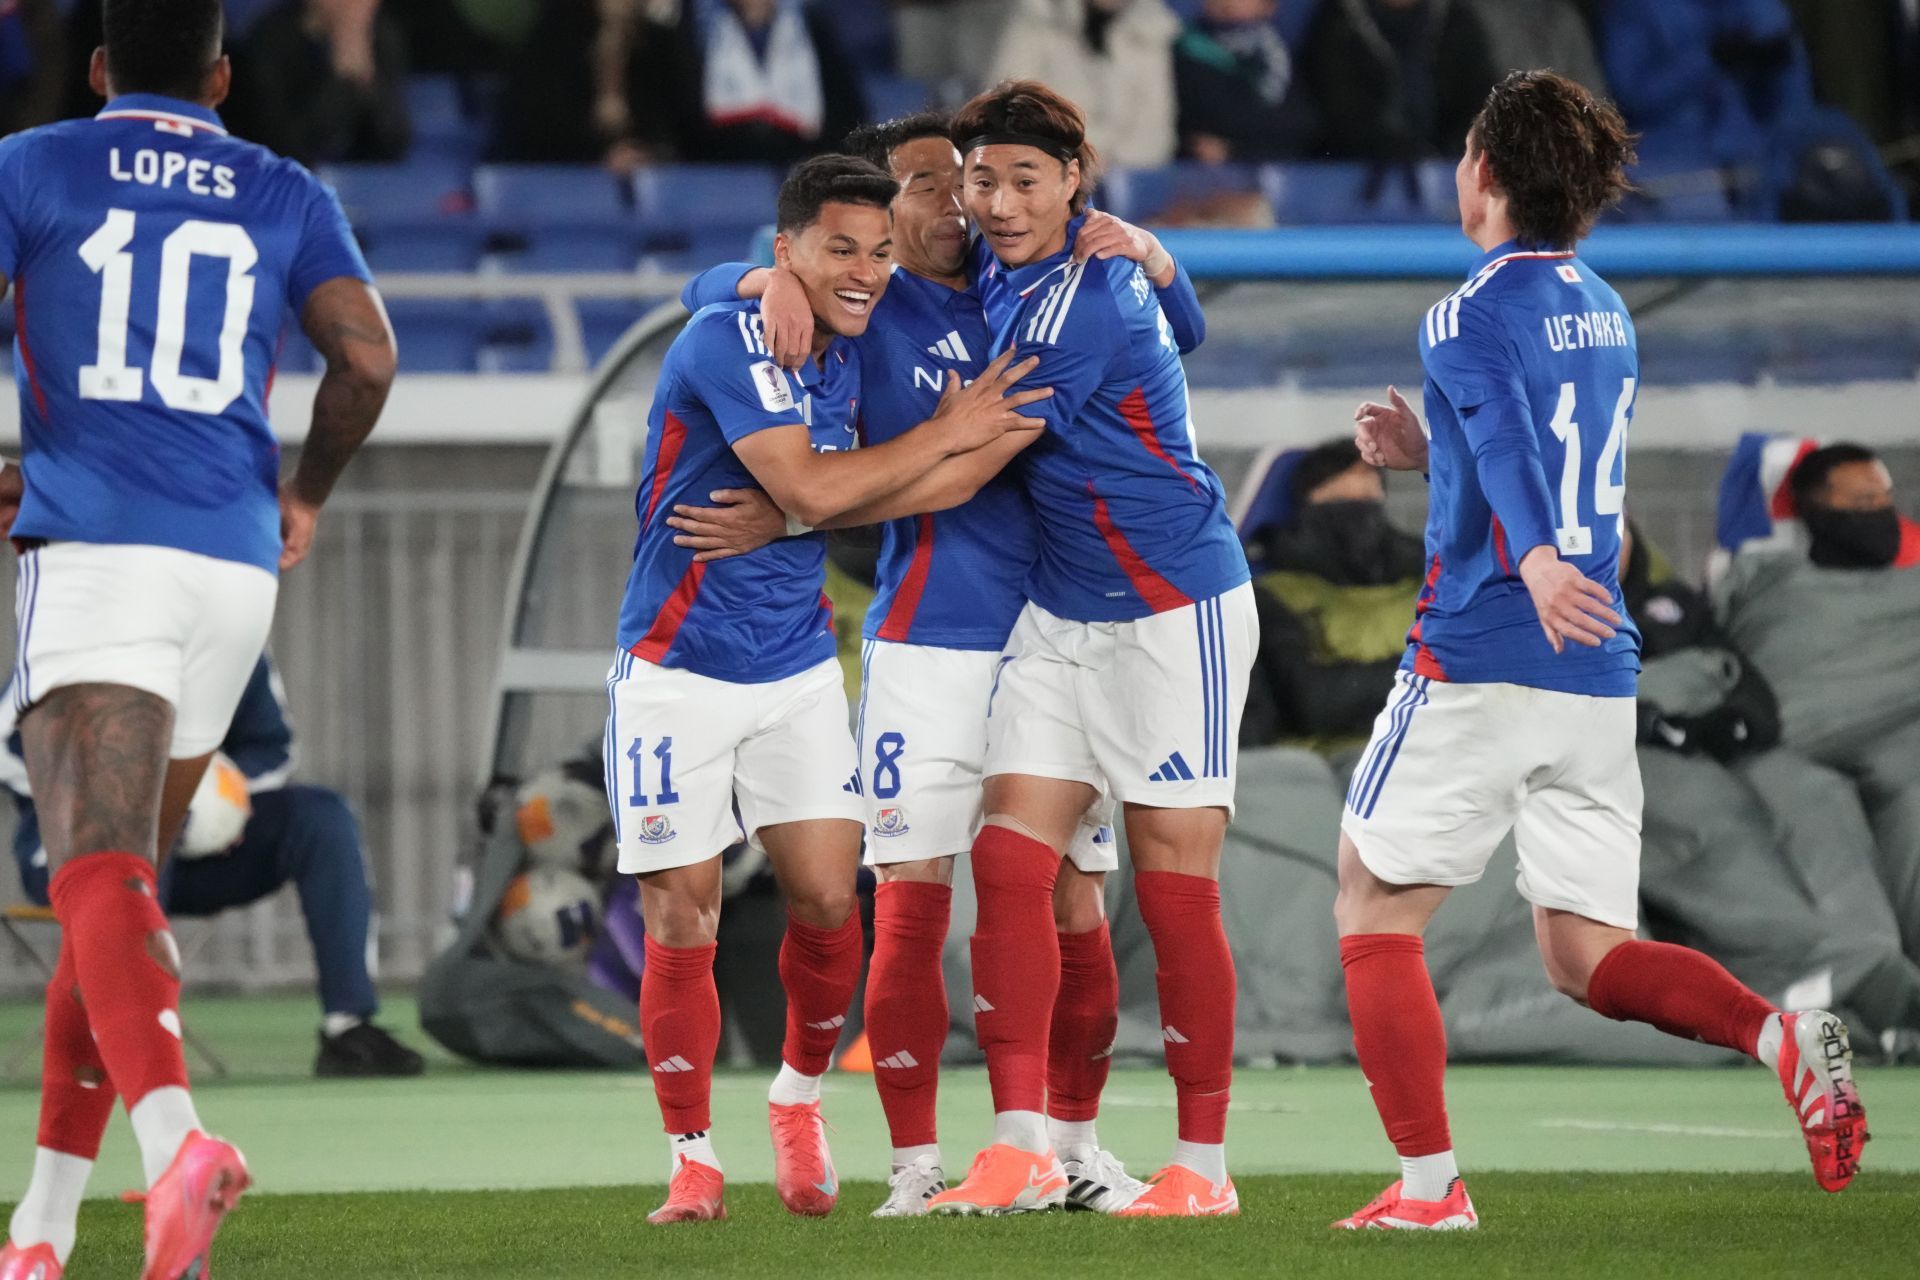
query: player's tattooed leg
[{"left": 21, "top": 682, "right": 174, "bottom": 872}]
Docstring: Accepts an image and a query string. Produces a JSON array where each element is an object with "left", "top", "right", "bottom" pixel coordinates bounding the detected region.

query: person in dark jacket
[
  {"left": 3, "top": 656, "right": 425, "bottom": 1078},
  {"left": 1174, "top": 0, "right": 1318, "bottom": 161},
  {"left": 227, "top": 0, "right": 412, "bottom": 166},
  {"left": 1299, "top": 0, "right": 1498, "bottom": 161}
]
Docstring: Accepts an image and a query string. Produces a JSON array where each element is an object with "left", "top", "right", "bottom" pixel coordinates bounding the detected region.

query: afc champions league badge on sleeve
[
  {"left": 637, "top": 814, "right": 677, "bottom": 845},
  {"left": 873, "top": 806, "right": 911, "bottom": 838}
]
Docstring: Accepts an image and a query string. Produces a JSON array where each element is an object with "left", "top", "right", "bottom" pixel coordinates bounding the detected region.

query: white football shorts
[
  {"left": 856, "top": 639, "right": 1116, "bottom": 871},
  {"left": 983, "top": 583, "right": 1257, "bottom": 817},
  {"left": 11, "top": 541, "right": 278, "bottom": 758},
  {"left": 603, "top": 652, "right": 864, "bottom": 874},
  {"left": 1341, "top": 670, "right": 1643, "bottom": 930}
]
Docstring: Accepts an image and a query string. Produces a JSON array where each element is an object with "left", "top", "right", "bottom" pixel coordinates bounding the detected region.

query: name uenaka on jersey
[
  {"left": 1543, "top": 309, "right": 1628, "bottom": 352},
  {"left": 107, "top": 147, "right": 238, "bottom": 198}
]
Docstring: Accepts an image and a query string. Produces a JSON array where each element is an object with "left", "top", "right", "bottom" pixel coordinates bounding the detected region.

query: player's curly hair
[
  {"left": 1468, "top": 70, "right": 1637, "bottom": 250},
  {"left": 950, "top": 80, "right": 1101, "bottom": 215},
  {"left": 103, "top": 0, "right": 225, "bottom": 100},
  {"left": 844, "top": 112, "right": 954, "bottom": 175},
  {"left": 775, "top": 155, "right": 900, "bottom": 234}
]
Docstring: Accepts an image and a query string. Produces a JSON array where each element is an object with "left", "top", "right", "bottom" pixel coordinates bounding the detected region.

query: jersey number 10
[
  {"left": 77, "top": 208, "right": 259, "bottom": 416},
  {"left": 1546, "top": 377, "right": 1635, "bottom": 557}
]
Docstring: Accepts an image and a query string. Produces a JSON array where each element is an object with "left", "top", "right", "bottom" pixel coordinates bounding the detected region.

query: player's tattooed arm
[{"left": 282, "top": 278, "right": 398, "bottom": 569}]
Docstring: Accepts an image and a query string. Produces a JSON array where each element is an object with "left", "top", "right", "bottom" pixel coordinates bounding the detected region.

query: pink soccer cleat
[
  {"left": 926, "top": 1144, "right": 1068, "bottom": 1216},
  {"left": 0, "top": 1240, "right": 62, "bottom": 1280},
  {"left": 1115, "top": 1164, "right": 1239, "bottom": 1217},
  {"left": 1775, "top": 1010, "right": 1869, "bottom": 1192},
  {"left": 769, "top": 1101, "right": 838, "bottom": 1216},
  {"left": 646, "top": 1155, "right": 727, "bottom": 1224},
  {"left": 141, "top": 1130, "right": 251, "bottom": 1280},
  {"left": 1333, "top": 1177, "right": 1477, "bottom": 1230}
]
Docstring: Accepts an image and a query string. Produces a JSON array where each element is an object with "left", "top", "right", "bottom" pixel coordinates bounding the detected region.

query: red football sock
[
  {"left": 47, "top": 853, "right": 189, "bottom": 1112},
  {"left": 1340, "top": 933, "right": 1451, "bottom": 1156},
  {"left": 778, "top": 910, "right": 863, "bottom": 1076},
  {"left": 640, "top": 937, "right": 720, "bottom": 1133},
  {"left": 1047, "top": 920, "right": 1117, "bottom": 1124},
  {"left": 864, "top": 881, "right": 951, "bottom": 1148},
  {"left": 1586, "top": 939, "right": 1776, "bottom": 1057},
  {"left": 1134, "top": 871, "right": 1234, "bottom": 1144},
  {"left": 36, "top": 933, "right": 116, "bottom": 1160},
  {"left": 968, "top": 824, "right": 1060, "bottom": 1116}
]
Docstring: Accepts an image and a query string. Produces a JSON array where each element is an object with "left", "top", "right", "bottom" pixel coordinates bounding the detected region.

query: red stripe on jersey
[
  {"left": 819, "top": 590, "right": 835, "bottom": 635},
  {"left": 877, "top": 513, "right": 935, "bottom": 642},
  {"left": 1770, "top": 438, "right": 1820, "bottom": 519},
  {"left": 630, "top": 561, "right": 707, "bottom": 664},
  {"left": 643, "top": 411, "right": 689, "bottom": 528},
  {"left": 1413, "top": 644, "right": 1450, "bottom": 680},
  {"left": 1490, "top": 515, "right": 1512, "bottom": 576},
  {"left": 1089, "top": 490, "right": 1191, "bottom": 613},
  {"left": 1117, "top": 388, "right": 1199, "bottom": 490},
  {"left": 1410, "top": 553, "right": 1448, "bottom": 679},
  {"left": 12, "top": 284, "right": 49, "bottom": 420}
]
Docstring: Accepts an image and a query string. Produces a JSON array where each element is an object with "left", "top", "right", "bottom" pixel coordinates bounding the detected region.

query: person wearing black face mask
[
  {"left": 1791, "top": 444, "right": 1907, "bottom": 570},
  {"left": 1240, "top": 440, "right": 1426, "bottom": 747}
]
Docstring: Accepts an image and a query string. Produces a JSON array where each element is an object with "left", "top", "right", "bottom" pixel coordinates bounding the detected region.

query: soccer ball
[
  {"left": 514, "top": 766, "right": 613, "bottom": 876},
  {"left": 493, "top": 867, "right": 601, "bottom": 969}
]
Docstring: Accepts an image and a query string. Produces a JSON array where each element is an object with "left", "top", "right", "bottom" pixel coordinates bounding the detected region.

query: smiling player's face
[
  {"left": 965, "top": 144, "right": 1080, "bottom": 269},
  {"left": 887, "top": 135, "right": 969, "bottom": 281},
  {"left": 775, "top": 201, "right": 894, "bottom": 344}
]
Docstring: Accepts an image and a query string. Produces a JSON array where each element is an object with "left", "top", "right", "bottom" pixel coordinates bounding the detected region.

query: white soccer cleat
[
  {"left": 1775, "top": 1010, "right": 1869, "bottom": 1192},
  {"left": 871, "top": 1153, "right": 947, "bottom": 1218},
  {"left": 1062, "top": 1148, "right": 1149, "bottom": 1213}
]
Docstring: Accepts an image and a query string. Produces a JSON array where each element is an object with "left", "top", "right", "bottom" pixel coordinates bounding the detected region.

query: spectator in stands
[
  {"left": 3, "top": 656, "right": 427, "bottom": 1078},
  {"left": 1173, "top": 0, "right": 1318, "bottom": 161},
  {"left": 1299, "top": 0, "right": 1497, "bottom": 161},
  {"left": 1717, "top": 444, "right": 1920, "bottom": 967},
  {"left": 625, "top": 0, "right": 866, "bottom": 165},
  {"left": 985, "top": 0, "right": 1182, "bottom": 167},
  {"left": 1240, "top": 439, "right": 1425, "bottom": 747},
  {"left": 0, "top": 0, "right": 62, "bottom": 136},
  {"left": 1596, "top": 0, "right": 1813, "bottom": 171},
  {"left": 1466, "top": 0, "right": 1607, "bottom": 97},
  {"left": 229, "top": 0, "right": 412, "bottom": 166}
]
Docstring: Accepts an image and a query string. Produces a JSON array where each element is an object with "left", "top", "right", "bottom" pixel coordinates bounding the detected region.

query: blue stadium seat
[
  {"left": 491, "top": 233, "right": 640, "bottom": 274},
  {"left": 1766, "top": 325, "right": 1918, "bottom": 385},
  {"left": 1635, "top": 331, "right": 1768, "bottom": 386},
  {"left": 861, "top": 72, "right": 931, "bottom": 124},
  {"left": 817, "top": 0, "right": 897, "bottom": 75},
  {"left": 1615, "top": 159, "right": 1734, "bottom": 224},
  {"left": 633, "top": 165, "right": 782, "bottom": 240},
  {"left": 1265, "top": 162, "right": 1446, "bottom": 225},
  {"left": 577, "top": 299, "right": 668, "bottom": 365},
  {"left": 474, "top": 165, "right": 635, "bottom": 230},
  {"left": 361, "top": 230, "right": 484, "bottom": 273},
  {"left": 405, "top": 75, "right": 484, "bottom": 161},
  {"left": 320, "top": 159, "right": 474, "bottom": 225},
  {"left": 477, "top": 301, "right": 555, "bottom": 374},
  {"left": 1098, "top": 164, "right": 1263, "bottom": 224},
  {"left": 384, "top": 300, "right": 485, "bottom": 374}
]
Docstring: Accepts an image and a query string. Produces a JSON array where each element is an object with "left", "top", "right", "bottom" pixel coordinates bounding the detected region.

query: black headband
[{"left": 961, "top": 132, "right": 1078, "bottom": 164}]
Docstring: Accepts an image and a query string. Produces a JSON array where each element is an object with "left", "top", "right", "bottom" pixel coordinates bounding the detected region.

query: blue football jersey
[
  {"left": 617, "top": 301, "right": 858, "bottom": 683},
  {"left": 0, "top": 95, "right": 372, "bottom": 574},
  {"left": 978, "top": 218, "right": 1248, "bottom": 622},
  {"left": 1409, "top": 240, "right": 1642, "bottom": 695}
]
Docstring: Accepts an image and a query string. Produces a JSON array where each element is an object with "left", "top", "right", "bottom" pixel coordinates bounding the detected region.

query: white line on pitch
[{"left": 1538, "top": 1119, "right": 1791, "bottom": 1141}]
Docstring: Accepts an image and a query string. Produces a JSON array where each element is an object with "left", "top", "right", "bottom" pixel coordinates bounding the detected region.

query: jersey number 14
[
  {"left": 1546, "top": 377, "right": 1634, "bottom": 557},
  {"left": 77, "top": 208, "right": 259, "bottom": 416}
]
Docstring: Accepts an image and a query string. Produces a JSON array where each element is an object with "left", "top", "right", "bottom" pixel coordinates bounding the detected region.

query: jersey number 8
[
  {"left": 77, "top": 208, "right": 259, "bottom": 416},
  {"left": 1546, "top": 376, "right": 1635, "bottom": 557}
]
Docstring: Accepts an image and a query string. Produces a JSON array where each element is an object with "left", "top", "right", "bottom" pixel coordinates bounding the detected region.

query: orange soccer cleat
[
  {"left": 769, "top": 1101, "right": 838, "bottom": 1216},
  {"left": 1333, "top": 1177, "right": 1476, "bottom": 1230},
  {"left": 0, "top": 1240, "right": 62, "bottom": 1280},
  {"left": 646, "top": 1154, "right": 727, "bottom": 1224},
  {"left": 926, "top": 1144, "right": 1067, "bottom": 1216},
  {"left": 1775, "top": 1010, "right": 1870, "bottom": 1192},
  {"left": 1115, "top": 1164, "right": 1240, "bottom": 1217},
  {"left": 140, "top": 1130, "right": 251, "bottom": 1280}
]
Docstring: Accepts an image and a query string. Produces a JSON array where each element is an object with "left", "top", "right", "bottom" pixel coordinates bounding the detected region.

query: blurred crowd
[{"left": 2, "top": 1, "right": 1918, "bottom": 211}]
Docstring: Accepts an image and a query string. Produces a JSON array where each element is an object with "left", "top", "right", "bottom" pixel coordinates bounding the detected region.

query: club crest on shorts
[
  {"left": 873, "top": 807, "right": 911, "bottom": 837},
  {"left": 637, "top": 814, "right": 676, "bottom": 845}
]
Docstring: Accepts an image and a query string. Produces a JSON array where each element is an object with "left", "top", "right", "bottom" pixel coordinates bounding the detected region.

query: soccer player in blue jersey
[
  {"left": 922, "top": 81, "right": 1256, "bottom": 1219},
  {"left": 0, "top": 4, "right": 395, "bottom": 1277},
  {"left": 671, "top": 112, "right": 1209, "bottom": 1217},
  {"left": 608, "top": 154, "right": 1051, "bottom": 1226},
  {"left": 1332, "top": 71, "right": 1868, "bottom": 1232}
]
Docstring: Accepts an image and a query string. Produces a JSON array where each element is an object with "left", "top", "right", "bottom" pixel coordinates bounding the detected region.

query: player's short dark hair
[
  {"left": 775, "top": 155, "right": 899, "bottom": 234},
  {"left": 951, "top": 80, "right": 1101, "bottom": 215},
  {"left": 844, "top": 112, "right": 955, "bottom": 175},
  {"left": 1467, "top": 70, "right": 1636, "bottom": 250},
  {"left": 102, "top": 0, "right": 225, "bottom": 100},
  {"left": 1789, "top": 443, "right": 1881, "bottom": 511},
  {"left": 1289, "top": 439, "right": 1367, "bottom": 506}
]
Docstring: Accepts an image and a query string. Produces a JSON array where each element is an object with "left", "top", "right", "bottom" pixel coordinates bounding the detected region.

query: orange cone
[{"left": 836, "top": 1030, "right": 873, "bottom": 1073}]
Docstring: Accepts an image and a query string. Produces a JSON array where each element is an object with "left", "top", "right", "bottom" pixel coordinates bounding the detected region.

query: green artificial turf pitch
[{"left": 1, "top": 996, "right": 1915, "bottom": 1277}]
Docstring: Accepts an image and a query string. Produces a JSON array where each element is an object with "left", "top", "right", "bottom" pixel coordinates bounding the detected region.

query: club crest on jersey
[
  {"left": 749, "top": 360, "right": 796, "bottom": 413},
  {"left": 1130, "top": 265, "right": 1151, "bottom": 307},
  {"left": 637, "top": 814, "right": 677, "bottom": 845},
  {"left": 873, "top": 807, "right": 910, "bottom": 837}
]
